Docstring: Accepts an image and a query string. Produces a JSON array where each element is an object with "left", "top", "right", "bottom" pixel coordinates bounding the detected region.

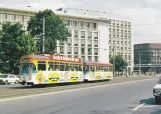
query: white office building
[{"left": 0, "top": 7, "right": 110, "bottom": 63}]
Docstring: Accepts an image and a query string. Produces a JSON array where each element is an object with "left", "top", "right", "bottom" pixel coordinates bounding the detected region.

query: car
[
  {"left": 153, "top": 77, "right": 161, "bottom": 104},
  {"left": 0, "top": 74, "right": 19, "bottom": 84}
]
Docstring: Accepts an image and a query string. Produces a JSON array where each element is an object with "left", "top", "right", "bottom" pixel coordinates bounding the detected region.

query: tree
[
  {"left": 0, "top": 22, "right": 36, "bottom": 74},
  {"left": 28, "top": 9, "right": 71, "bottom": 54},
  {"left": 110, "top": 54, "right": 128, "bottom": 74}
]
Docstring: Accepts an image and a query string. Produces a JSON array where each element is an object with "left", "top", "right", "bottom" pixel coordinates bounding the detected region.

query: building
[
  {"left": 0, "top": 7, "right": 109, "bottom": 63},
  {"left": 134, "top": 43, "right": 161, "bottom": 65},
  {"left": 57, "top": 8, "right": 133, "bottom": 67},
  {"left": 108, "top": 19, "right": 133, "bottom": 67}
]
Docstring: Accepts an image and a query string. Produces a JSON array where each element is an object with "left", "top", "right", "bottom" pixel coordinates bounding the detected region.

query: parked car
[
  {"left": 0, "top": 74, "right": 19, "bottom": 84},
  {"left": 153, "top": 76, "right": 161, "bottom": 104}
]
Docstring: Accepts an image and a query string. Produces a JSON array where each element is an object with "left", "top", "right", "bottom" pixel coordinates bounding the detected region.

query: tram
[{"left": 19, "top": 54, "right": 113, "bottom": 86}]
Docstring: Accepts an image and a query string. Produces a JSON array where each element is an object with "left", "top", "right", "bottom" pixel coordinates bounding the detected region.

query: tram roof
[
  {"left": 83, "top": 61, "right": 113, "bottom": 66},
  {"left": 21, "top": 55, "right": 82, "bottom": 63}
]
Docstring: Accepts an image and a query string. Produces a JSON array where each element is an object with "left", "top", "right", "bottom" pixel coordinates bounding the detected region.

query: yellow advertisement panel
[
  {"left": 96, "top": 72, "right": 102, "bottom": 80},
  {"left": 106, "top": 72, "right": 112, "bottom": 79},
  {"left": 48, "top": 72, "right": 61, "bottom": 84},
  {"left": 70, "top": 72, "right": 79, "bottom": 82}
]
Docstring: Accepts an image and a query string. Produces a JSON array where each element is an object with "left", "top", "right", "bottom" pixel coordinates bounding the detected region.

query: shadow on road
[{"left": 139, "top": 97, "right": 156, "bottom": 105}]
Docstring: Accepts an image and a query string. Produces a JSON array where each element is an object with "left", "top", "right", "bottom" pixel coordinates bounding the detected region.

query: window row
[
  {"left": 38, "top": 61, "right": 83, "bottom": 71},
  {"left": 0, "top": 14, "right": 31, "bottom": 22},
  {"left": 64, "top": 20, "right": 98, "bottom": 29},
  {"left": 84, "top": 65, "right": 113, "bottom": 72}
]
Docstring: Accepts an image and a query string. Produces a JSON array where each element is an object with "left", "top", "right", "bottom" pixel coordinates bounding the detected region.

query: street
[{"left": 0, "top": 77, "right": 160, "bottom": 114}]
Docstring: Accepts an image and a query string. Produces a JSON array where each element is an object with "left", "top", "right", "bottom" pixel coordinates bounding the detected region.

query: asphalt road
[{"left": 0, "top": 78, "right": 160, "bottom": 114}]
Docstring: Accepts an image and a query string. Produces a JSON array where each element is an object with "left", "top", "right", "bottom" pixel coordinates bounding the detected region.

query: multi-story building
[
  {"left": 0, "top": 7, "right": 109, "bottom": 63},
  {"left": 108, "top": 19, "right": 132, "bottom": 67},
  {"left": 57, "top": 8, "right": 133, "bottom": 67},
  {"left": 134, "top": 43, "right": 161, "bottom": 65}
]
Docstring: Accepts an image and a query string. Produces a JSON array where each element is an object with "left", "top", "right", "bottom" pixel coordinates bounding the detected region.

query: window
[
  {"left": 88, "top": 31, "right": 92, "bottom": 39},
  {"left": 38, "top": 61, "right": 46, "bottom": 71},
  {"left": 65, "top": 20, "right": 70, "bottom": 26},
  {"left": 68, "top": 47, "right": 72, "bottom": 54},
  {"left": 79, "top": 65, "right": 83, "bottom": 71},
  {"left": 81, "top": 56, "right": 85, "bottom": 61},
  {"left": 85, "top": 22, "right": 90, "bottom": 28},
  {"left": 88, "top": 56, "right": 92, "bottom": 61},
  {"left": 16, "top": 15, "right": 23, "bottom": 21},
  {"left": 94, "top": 32, "right": 98, "bottom": 39},
  {"left": 74, "top": 30, "right": 79, "bottom": 38},
  {"left": 0, "top": 14, "right": 6, "bottom": 22},
  {"left": 74, "top": 39, "right": 79, "bottom": 46},
  {"left": 94, "top": 40, "right": 98, "bottom": 47},
  {"left": 75, "top": 64, "right": 79, "bottom": 71},
  {"left": 91, "top": 23, "right": 97, "bottom": 29},
  {"left": 71, "top": 20, "right": 77, "bottom": 28},
  {"left": 74, "top": 47, "right": 78, "bottom": 54},
  {"left": 70, "top": 64, "right": 75, "bottom": 71},
  {"left": 94, "top": 48, "right": 98, "bottom": 55},
  {"left": 94, "top": 56, "right": 98, "bottom": 62},
  {"left": 81, "top": 31, "right": 85, "bottom": 38},
  {"left": 79, "top": 21, "right": 83, "bottom": 29},
  {"left": 60, "top": 63, "right": 65, "bottom": 71},
  {"left": 68, "top": 38, "right": 72, "bottom": 44},
  {"left": 88, "top": 48, "right": 92, "bottom": 54},
  {"left": 65, "top": 63, "right": 69, "bottom": 71},
  {"left": 7, "top": 14, "right": 15, "bottom": 22},
  {"left": 81, "top": 39, "right": 85, "bottom": 45},
  {"left": 81, "top": 48, "right": 85, "bottom": 54},
  {"left": 60, "top": 47, "right": 64, "bottom": 54},
  {"left": 88, "top": 39, "right": 92, "bottom": 45}
]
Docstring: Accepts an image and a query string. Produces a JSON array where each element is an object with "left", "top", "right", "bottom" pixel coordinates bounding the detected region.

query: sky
[{"left": 0, "top": 0, "right": 161, "bottom": 44}]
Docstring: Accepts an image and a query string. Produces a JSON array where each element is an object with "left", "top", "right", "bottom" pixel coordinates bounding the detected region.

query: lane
[{"left": 0, "top": 77, "right": 159, "bottom": 114}]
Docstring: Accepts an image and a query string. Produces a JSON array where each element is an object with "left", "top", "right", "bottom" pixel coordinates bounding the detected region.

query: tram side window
[
  {"left": 70, "top": 64, "right": 75, "bottom": 71},
  {"left": 48, "top": 62, "right": 54, "bottom": 71},
  {"left": 60, "top": 63, "right": 65, "bottom": 71},
  {"left": 104, "top": 67, "right": 109, "bottom": 72},
  {"left": 65, "top": 63, "right": 69, "bottom": 71},
  {"left": 38, "top": 61, "right": 46, "bottom": 71},
  {"left": 109, "top": 67, "right": 113, "bottom": 72},
  {"left": 55, "top": 62, "right": 60, "bottom": 71},
  {"left": 79, "top": 65, "right": 83, "bottom": 71},
  {"left": 31, "top": 64, "right": 36, "bottom": 71},
  {"left": 90, "top": 66, "right": 95, "bottom": 72},
  {"left": 75, "top": 64, "right": 79, "bottom": 71}
]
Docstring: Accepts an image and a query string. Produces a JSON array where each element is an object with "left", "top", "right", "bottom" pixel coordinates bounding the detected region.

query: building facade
[
  {"left": 0, "top": 7, "right": 109, "bottom": 63},
  {"left": 108, "top": 19, "right": 132, "bottom": 67},
  {"left": 134, "top": 43, "right": 161, "bottom": 65},
  {"left": 57, "top": 8, "right": 133, "bottom": 67}
]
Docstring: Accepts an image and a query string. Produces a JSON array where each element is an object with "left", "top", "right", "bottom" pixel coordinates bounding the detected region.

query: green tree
[
  {"left": 110, "top": 54, "right": 128, "bottom": 74},
  {"left": 0, "top": 22, "right": 36, "bottom": 74},
  {"left": 28, "top": 9, "right": 71, "bottom": 54}
]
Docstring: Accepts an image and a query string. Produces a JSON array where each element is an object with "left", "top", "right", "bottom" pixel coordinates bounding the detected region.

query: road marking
[
  {"left": 0, "top": 78, "right": 157, "bottom": 102},
  {"left": 133, "top": 103, "right": 145, "bottom": 111}
]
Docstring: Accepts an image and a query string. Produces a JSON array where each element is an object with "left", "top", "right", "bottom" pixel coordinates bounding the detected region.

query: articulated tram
[{"left": 19, "top": 54, "right": 113, "bottom": 86}]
